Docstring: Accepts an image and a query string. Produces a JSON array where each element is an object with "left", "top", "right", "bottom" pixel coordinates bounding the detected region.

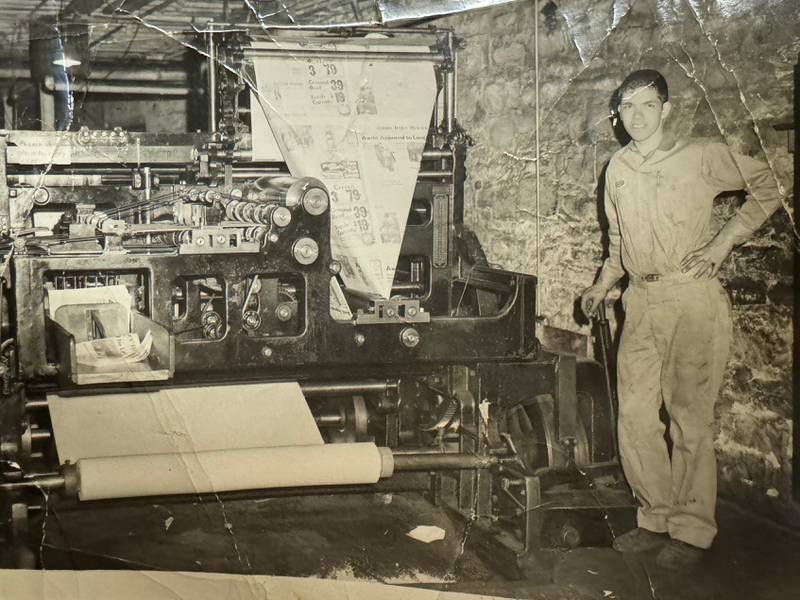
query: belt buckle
[{"left": 644, "top": 273, "right": 660, "bottom": 282}]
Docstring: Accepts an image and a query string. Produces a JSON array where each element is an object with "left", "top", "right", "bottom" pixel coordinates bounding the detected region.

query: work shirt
[{"left": 597, "top": 137, "right": 782, "bottom": 290}]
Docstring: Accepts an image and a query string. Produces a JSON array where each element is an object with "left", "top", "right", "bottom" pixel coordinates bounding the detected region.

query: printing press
[{"left": 0, "top": 24, "right": 633, "bottom": 572}]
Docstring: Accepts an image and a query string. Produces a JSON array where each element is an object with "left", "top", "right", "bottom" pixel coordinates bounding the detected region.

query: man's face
[{"left": 617, "top": 85, "right": 670, "bottom": 143}]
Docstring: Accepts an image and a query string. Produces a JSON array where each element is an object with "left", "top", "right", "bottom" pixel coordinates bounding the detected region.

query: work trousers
[{"left": 617, "top": 276, "right": 731, "bottom": 549}]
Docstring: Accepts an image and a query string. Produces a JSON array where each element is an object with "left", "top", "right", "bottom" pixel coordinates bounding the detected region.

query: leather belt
[{"left": 630, "top": 272, "right": 700, "bottom": 285}]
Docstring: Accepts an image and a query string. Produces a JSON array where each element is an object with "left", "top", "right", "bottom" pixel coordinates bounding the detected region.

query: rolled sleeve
[{"left": 701, "top": 142, "right": 783, "bottom": 245}]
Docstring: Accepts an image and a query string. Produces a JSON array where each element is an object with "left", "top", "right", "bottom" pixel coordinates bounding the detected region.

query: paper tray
[{"left": 47, "top": 312, "right": 174, "bottom": 385}]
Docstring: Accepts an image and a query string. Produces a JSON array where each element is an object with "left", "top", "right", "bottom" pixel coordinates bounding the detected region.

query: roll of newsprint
[{"left": 75, "top": 443, "right": 394, "bottom": 501}]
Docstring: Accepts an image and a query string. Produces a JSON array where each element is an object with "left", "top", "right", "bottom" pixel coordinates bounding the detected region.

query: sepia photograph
[{"left": 0, "top": 1, "right": 796, "bottom": 598}]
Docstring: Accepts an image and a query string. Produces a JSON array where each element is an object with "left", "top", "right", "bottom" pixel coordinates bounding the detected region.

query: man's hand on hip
[{"left": 680, "top": 235, "right": 735, "bottom": 279}]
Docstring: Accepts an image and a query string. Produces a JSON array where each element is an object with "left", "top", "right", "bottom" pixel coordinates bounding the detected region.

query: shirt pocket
[{"left": 613, "top": 177, "right": 639, "bottom": 222}]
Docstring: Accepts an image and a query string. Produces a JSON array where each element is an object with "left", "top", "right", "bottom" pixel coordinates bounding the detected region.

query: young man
[{"left": 581, "top": 69, "right": 781, "bottom": 569}]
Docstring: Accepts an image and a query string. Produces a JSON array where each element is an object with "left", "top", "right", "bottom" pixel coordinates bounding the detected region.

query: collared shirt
[{"left": 597, "top": 137, "right": 782, "bottom": 290}]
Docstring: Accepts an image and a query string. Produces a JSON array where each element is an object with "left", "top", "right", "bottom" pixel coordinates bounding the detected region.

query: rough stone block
[
  {"left": 536, "top": 24, "right": 578, "bottom": 58},
  {"left": 767, "top": 279, "right": 793, "bottom": 307},
  {"left": 725, "top": 277, "right": 768, "bottom": 305},
  {"left": 483, "top": 81, "right": 509, "bottom": 114},
  {"left": 491, "top": 40, "right": 528, "bottom": 67},
  {"left": 487, "top": 117, "right": 517, "bottom": 148}
]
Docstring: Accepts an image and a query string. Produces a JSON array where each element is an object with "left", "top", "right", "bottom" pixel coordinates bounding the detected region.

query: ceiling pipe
[
  {"left": 43, "top": 74, "right": 191, "bottom": 96},
  {"left": 0, "top": 66, "right": 188, "bottom": 82}
]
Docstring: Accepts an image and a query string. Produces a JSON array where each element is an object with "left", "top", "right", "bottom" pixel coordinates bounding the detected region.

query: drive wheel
[{"left": 502, "top": 394, "right": 591, "bottom": 471}]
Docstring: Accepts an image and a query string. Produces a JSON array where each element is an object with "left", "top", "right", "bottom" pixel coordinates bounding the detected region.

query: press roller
[{"left": 66, "top": 443, "right": 395, "bottom": 501}]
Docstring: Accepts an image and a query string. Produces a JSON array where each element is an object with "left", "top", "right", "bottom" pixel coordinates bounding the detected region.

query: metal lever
[{"left": 594, "top": 302, "right": 619, "bottom": 454}]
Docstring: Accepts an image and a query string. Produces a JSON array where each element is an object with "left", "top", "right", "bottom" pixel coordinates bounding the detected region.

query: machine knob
[
  {"left": 292, "top": 238, "right": 319, "bottom": 265},
  {"left": 202, "top": 311, "right": 221, "bottom": 325},
  {"left": 242, "top": 310, "right": 262, "bottom": 331},
  {"left": 275, "top": 303, "right": 294, "bottom": 322},
  {"left": 203, "top": 324, "right": 221, "bottom": 340},
  {"left": 400, "top": 327, "right": 420, "bottom": 348},
  {"left": 272, "top": 206, "right": 292, "bottom": 227},
  {"left": 204, "top": 190, "right": 222, "bottom": 204},
  {"left": 201, "top": 311, "right": 223, "bottom": 340},
  {"left": 302, "top": 187, "right": 329, "bottom": 216},
  {"left": 32, "top": 187, "right": 50, "bottom": 206}
]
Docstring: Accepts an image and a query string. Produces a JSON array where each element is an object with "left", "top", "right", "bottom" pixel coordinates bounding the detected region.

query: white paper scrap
[
  {"left": 329, "top": 278, "right": 354, "bottom": 321},
  {"left": 406, "top": 525, "right": 446, "bottom": 544},
  {"left": 75, "top": 330, "right": 152, "bottom": 367},
  {"left": 479, "top": 400, "right": 491, "bottom": 424}
]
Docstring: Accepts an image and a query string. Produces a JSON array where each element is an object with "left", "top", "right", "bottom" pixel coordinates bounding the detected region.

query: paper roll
[{"left": 76, "top": 443, "right": 394, "bottom": 501}]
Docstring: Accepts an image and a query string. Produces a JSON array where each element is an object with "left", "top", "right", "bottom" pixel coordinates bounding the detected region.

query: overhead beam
[
  {"left": 63, "top": 0, "right": 113, "bottom": 17},
  {"left": 64, "top": 0, "right": 173, "bottom": 17},
  {"left": 89, "top": 0, "right": 181, "bottom": 48},
  {"left": 101, "top": 0, "right": 165, "bottom": 15},
  {"left": 31, "top": 0, "right": 54, "bottom": 16}
]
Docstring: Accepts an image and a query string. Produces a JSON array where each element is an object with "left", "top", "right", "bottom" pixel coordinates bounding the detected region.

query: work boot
[
  {"left": 611, "top": 528, "right": 668, "bottom": 553},
  {"left": 656, "top": 539, "right": 706, "bottom": 570}
]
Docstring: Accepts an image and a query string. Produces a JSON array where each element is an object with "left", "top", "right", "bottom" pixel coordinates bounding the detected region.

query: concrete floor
[{"left": 31, "top": 490, "right": 800, "bottom": 600}]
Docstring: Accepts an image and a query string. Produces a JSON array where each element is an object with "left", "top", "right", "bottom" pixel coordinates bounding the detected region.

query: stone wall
[{"left": 439, "top": 0, "right": 797, "bottom": 520}]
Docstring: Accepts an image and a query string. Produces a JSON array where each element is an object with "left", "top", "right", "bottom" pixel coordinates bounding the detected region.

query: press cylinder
[
  {"left": 255, "top": 176, "right": 329, "bottom": 215},
  {"left": 68, "top": 442, "right": 394, "bottom": 501}
]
